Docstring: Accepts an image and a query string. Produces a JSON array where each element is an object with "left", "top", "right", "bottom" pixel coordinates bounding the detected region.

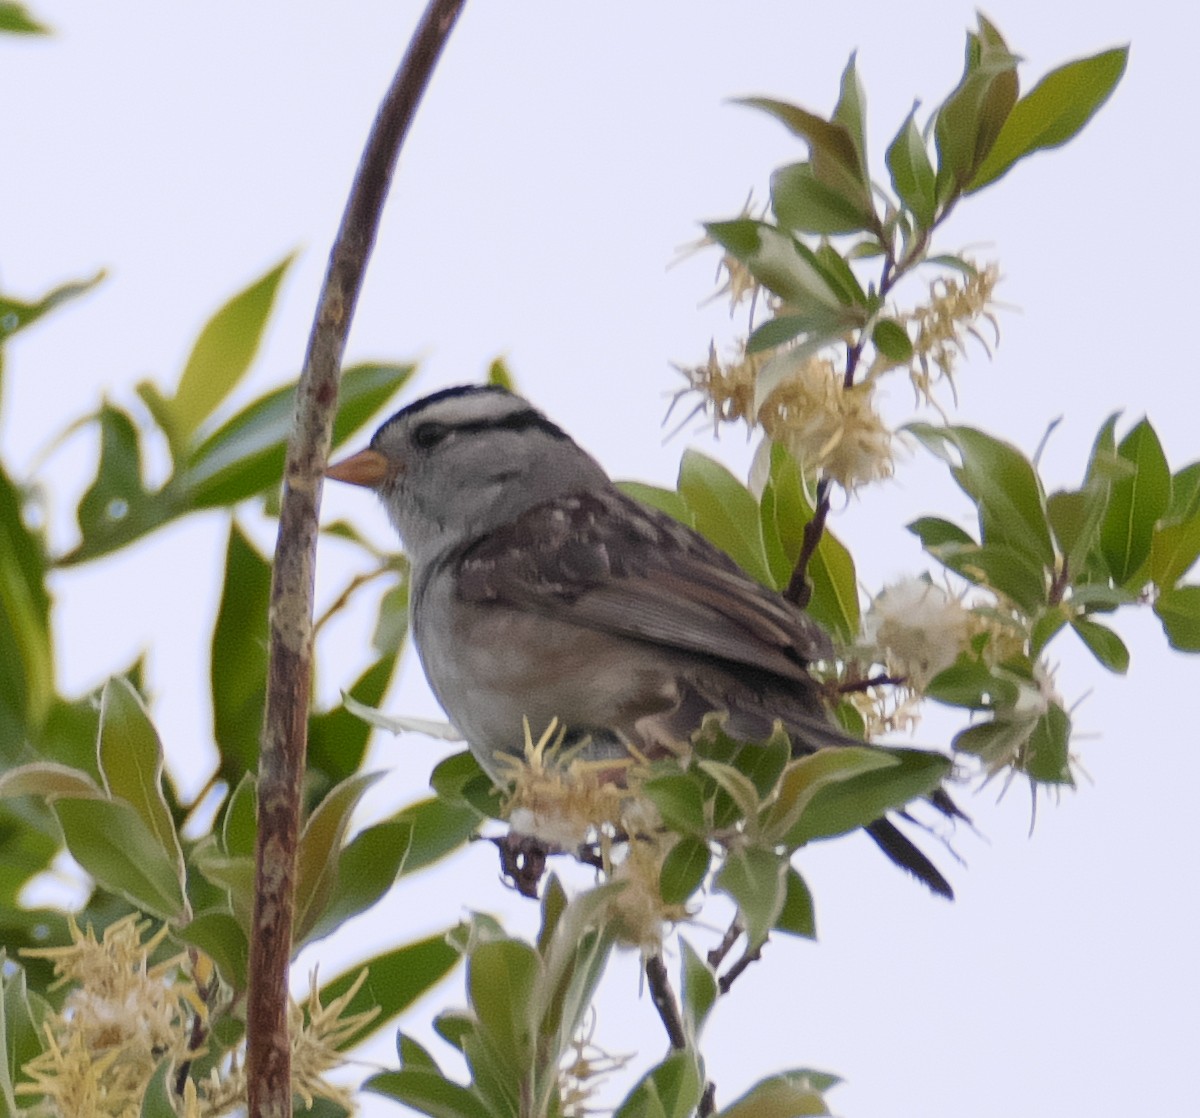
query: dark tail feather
[
  {"left": 929, "top": 785, "right": 970, "bottom": 823},
  {"left": 865, "top": 818, "right": 954, "bottom": 900}
]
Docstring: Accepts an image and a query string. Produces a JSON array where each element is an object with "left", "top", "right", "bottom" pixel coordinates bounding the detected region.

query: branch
[
  {"left": 644, "top": 953, "right": 687, "bottom": 1051},
  {"left": 782, "top": 478, "right": 830, "bottom": 608},
  {"left": 246, "top": 3, "right": 467, "bottom": 1115}
]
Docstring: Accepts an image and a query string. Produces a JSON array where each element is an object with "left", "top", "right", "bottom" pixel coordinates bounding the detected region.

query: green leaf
[
  {"left": 309, "top": 651, "right": 400, "bottom": 788},
  {"left": 771, "top": 163, "right": 872, "bottom": 235},
  {"left": 618, "top": 481, "right": 695, "bottom": 527},
  {"left": 177, "top": 910, "right": 249, "bottom": 990},
  {"left": 775, "top": 866, "right": 816, "bottom": 939},
  {"left": 139, "top": 1059, "right": 177, "bottom": 1118},
  {"left": 319, "top": 931, "right": 461, "bottom": 1050},
  {"left": 184, "top": 361, "right": 414, "bottom": 507},
  {"left": 907, "top": 516, "right": 975, "bottom": 550},
  {"left": 716, "top": 1069, "right": 837, "bottom": 1117},
  {"left": 222, "top": 774, "right": 257, "bottom": 857},
  {"left": 1167, "top": 462, "right": 1200, "bottom": 522},
  {"left": 1150, "top": 514, "right": 1200, "bottom": 589},
  {"left": 703, "top": 220, "right": 856, "bottom": 325},
  {"left": 738, "top": 97, "right": 872, "bottom": 212},
  {"left": 926, "top": 657, "right": 1019, "bottom": 711},
  {"left": 640, "top": 772, "right": 708, "bottom": 836},
  {"left": 746, "top": 315, "right": 844, "bottom": 356},
  {"left": 832, "top": 53, "right": 868, "bottom": 177},
  {"left": 969, "top": 47, "right": 1129, "bottom": 191},
  {"left": 211, "top": 524, "right": 270, "bottom": 783},
  {"left": 812, "top": 244, "right": 867, "bottom": 307},
  {"left": 872, "top": 318, "right": 913, "bottom": 363},
  {"left": 729, "top": 729, "right": 792, "bottom": 801},
  {"left": 1046, "top": 484, "right": 1108, "bottom": 577},
  {"left": 697, "top": 760, "right": 761, "bottom": 821},
  {"left": 760, "top": 442, "right": 859, "bottom": 640},
  {"left": 886, "top": 109, "right": 937, "bottom": 228},
  {"left": 534, "top": 886, "right": 618, "bottom": 1074},
  {"left": 935, "top": 541, "right": 1048, "bottom": 612},
  {"left": 53, "top": 797, "right": 187, "bottom": 920},
  {"left": 372, "top": 576, "right": 410, "bottom": 656},
  {"left": 397, "top": 1032, "right": 444, "bottom": 1075},
  {"left": 0, "top": 762, "right": 102, "bottom": 802},
  {"left": 1, "top": 960, "right": 45, "bottom": 1114},
  {"left": 390, "top": 797, "right": 482, "bottom": 876},
  {"left": 364, "top": 1070, "right": 496, "bottom": 1118},
  {"left": 908, "top": 424, "right": 1055, "bottom": 569},
  {"left": 96, "top": 678, "right": 184, "bottom": 882},
  {"left": 934, "top": 18, "right": 1020, "bottom": 199},
  {"left": 0, "top": 464, "right": 53, "bottom": 744},
  {"left": 72, "top": 404, "right": 163, "bottom": 558},
  {"left": 786, "top": 748, "right": 950, "bottom": 845},
  {"left": 302, "top": 819, "right": 412, "bottom": 943},
  {"left": 294, "top": 772, "right": 384, "bottom": 946},
  {"left": 716, "top": 845, "right": 786, "bottom": 950},
  {"left": 1070, "top": 617, "right": 1129, "bottom": 674},
  {"left": 659, "top": 836, "right": 711, "bottom": 905},
  {"left": 761, "top": 748, "right": 894, "bottom": 845},
  {"left": 0, "top": 271, "right": 102, "bottom": 340},
  {"left": 614, "top": 1049, "right": 704, "bottom": 1118},
  {"left": 1030, "top": 608, "right": 1068, "bottom": 659},
  {"left": 680, "top": 938, "right": 718, "bottom": 1042},
  {"left": 1154, "top": 586, "right": 1200, "bottom": 651},
  {"left": 171, "top": 256, "right": 293, "bottom": 440},
  {"left": 1025, "top": 702, "right": 1073, "bottom": 785},
  {"left": 678, "top": 450, "right": 774, "bottom": 586},
  {"left": 468, "top": 939, "right": 540, "bottom": 1072},
  {"left": 1100, "top": 419, "right": 1171, "bottom": 586}
]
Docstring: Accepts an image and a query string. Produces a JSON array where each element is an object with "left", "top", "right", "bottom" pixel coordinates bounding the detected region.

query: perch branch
[{"left": 246, "top": 3, "right": 467, "bottom": 1115}]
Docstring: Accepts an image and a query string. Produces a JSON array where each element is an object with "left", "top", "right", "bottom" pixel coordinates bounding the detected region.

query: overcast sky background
[{"left": 3, "top": 2, "right": 1198, "bottom": 1116}]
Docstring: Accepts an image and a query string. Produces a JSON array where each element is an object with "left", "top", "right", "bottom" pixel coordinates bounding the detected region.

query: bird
[{"left": 326, "top": 384, "right": 957, "bottom": 897}]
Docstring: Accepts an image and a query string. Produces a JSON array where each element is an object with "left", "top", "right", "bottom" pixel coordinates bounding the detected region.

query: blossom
[
  {"left": 908, "top": 261, "right": 1001, "bottom": 405},
  {"left": 19, "top": 915, "right": 191, "bottom": 1118},
  {"left": 862, "top": 578, "right": 973, "bottom": 688},
  {"left": 500, "top": 718, "right": 628, "bottom": 850}
]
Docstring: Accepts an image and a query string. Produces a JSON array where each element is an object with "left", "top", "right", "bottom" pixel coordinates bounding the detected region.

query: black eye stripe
[
  {"left": 411, "top": 409, "right": 568, "bottom": 448},
  {"left": 413, "top": 421, "right": 451, "bottom": 449}
]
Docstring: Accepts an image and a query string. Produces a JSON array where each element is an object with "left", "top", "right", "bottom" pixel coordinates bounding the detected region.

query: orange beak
[{"left": 325, "top": 448, "right": 392, "bottom": 488}]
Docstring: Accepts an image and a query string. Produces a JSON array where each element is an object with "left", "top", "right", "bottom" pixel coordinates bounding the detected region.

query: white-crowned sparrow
[{"left": 327, "top": 385, "right": 956, "bottom": 896}]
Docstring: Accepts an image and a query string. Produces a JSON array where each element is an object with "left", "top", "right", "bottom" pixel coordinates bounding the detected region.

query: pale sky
[{"left": 3, "top": 3, "right": 1198, "bottom": 1117}]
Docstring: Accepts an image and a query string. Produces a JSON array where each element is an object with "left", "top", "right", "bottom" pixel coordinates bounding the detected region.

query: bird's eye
[{"left": 413, "top": 421, "right": 451, "bottom": 449}]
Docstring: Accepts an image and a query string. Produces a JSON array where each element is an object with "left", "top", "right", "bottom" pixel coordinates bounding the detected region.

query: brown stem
[
  {"left": 783, "top": 479, "right": 830, "bottom": 608},
  {"left": 245, "top": 4, "right": 467, "bottom": 1116},
  {"left": 644, "top": 953, "right": 687, "bottom": 1051},
  {"left": 837, "top": 672, "right": 906, "bottom": 694}
]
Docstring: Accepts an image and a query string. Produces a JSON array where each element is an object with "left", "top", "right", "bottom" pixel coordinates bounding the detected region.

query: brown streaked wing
[{"left": 455, "top": 488, "right": 833, "bottom": 682}]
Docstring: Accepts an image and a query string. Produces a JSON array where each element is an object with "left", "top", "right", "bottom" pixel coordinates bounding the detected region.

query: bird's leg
[{"left": 490, "top": 832, "right": 551, "bottom": 898}]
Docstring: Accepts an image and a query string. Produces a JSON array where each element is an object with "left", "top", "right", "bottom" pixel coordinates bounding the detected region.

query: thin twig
[
  {"left": 717, "top": 942, "right": 763, "bottom": 995},
  {"left": 312, "top": 562, "right": 396, "bottom": 635},
  {"left": 245, "top": 4, "right": 467, "bottom": 1116},
  {"left": 706, "top": 917, "right": 742, "bottom": 971},
  {"left": 644, "top": 953, "right": 688, "bottom": 1051}
]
